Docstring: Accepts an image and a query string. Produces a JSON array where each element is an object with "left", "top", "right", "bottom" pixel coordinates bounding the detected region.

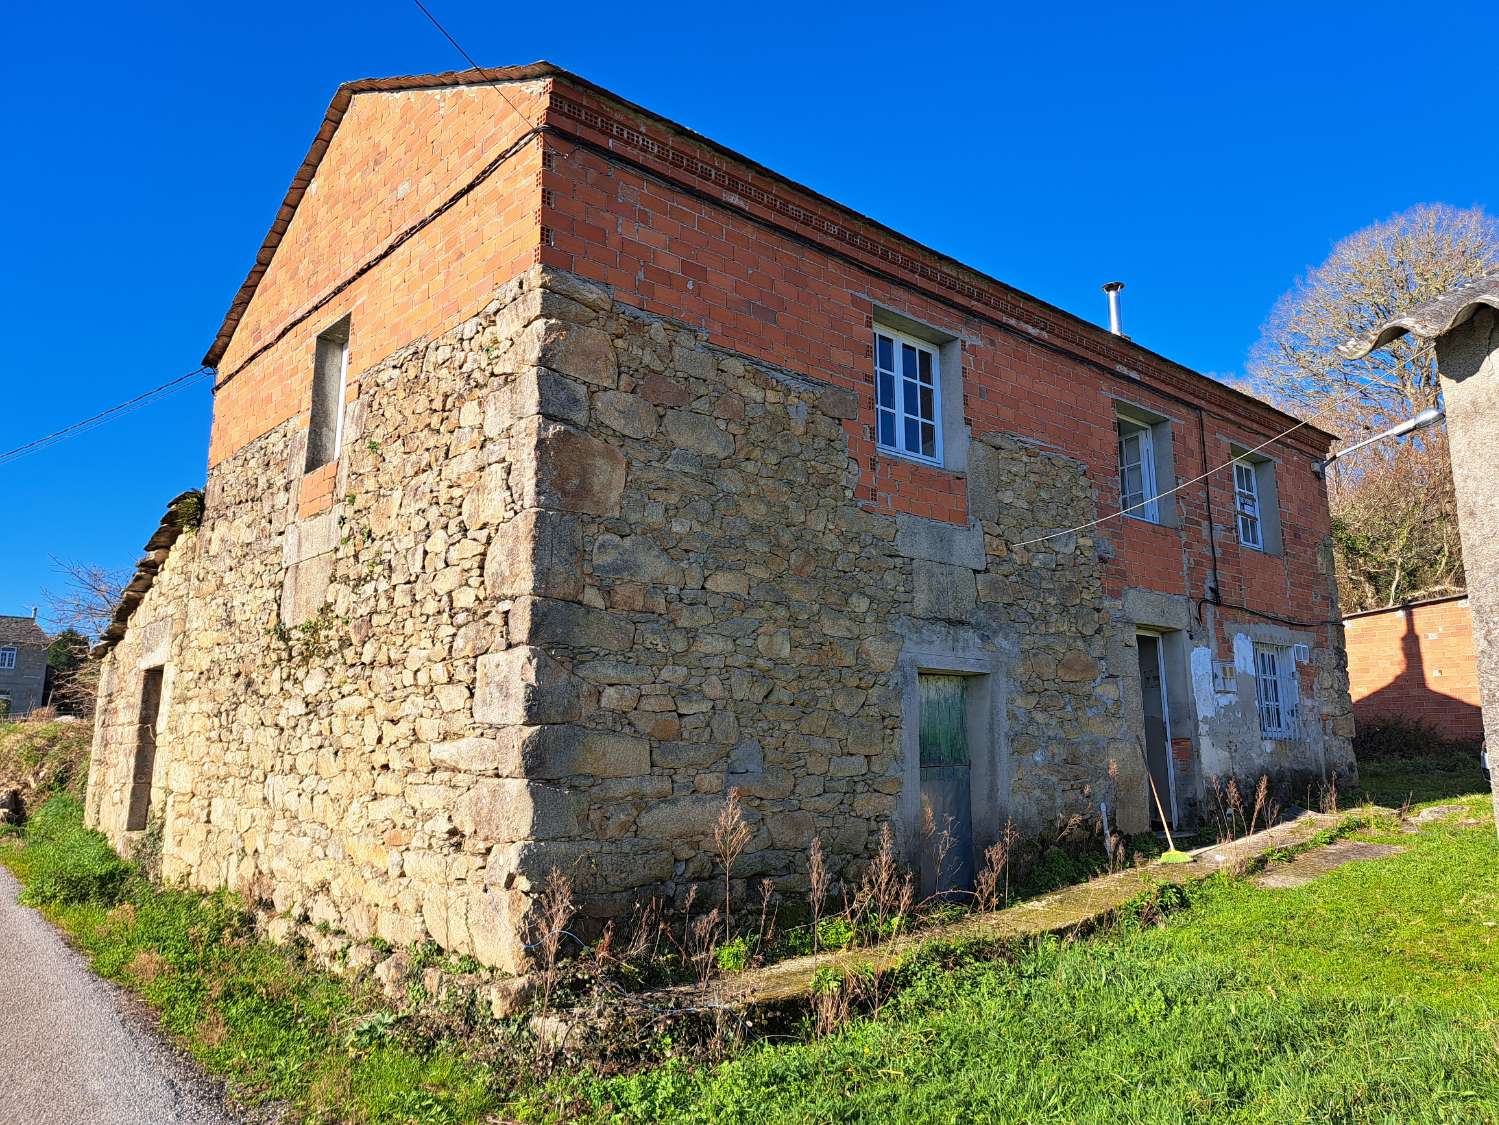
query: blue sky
[{"left": 3, "top": 0, "right": 1495, "bottom": 624}]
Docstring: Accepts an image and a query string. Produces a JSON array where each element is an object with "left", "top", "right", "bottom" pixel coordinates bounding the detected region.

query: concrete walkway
[{"left": 0, "top": 866, "right": 237, "bottom": 1125}]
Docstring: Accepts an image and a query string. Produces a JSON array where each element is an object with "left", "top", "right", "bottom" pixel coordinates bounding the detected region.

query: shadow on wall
[{"left": 1355, "top": 613, "right": 1482, "bottom": 743}]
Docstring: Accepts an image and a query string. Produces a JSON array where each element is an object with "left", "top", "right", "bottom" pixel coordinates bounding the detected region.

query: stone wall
[{"left": 88, "top": 265, "right": 1354, "bottom": 972}]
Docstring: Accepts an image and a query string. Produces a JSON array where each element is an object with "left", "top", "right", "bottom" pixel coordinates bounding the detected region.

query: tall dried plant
[
  {"left": 533, "top": 866, "right": 575, "bottom": 1017},
  {"left": 713, "top": 788, "right": 753, "bottom": 939},
  {"left": 807, "top": 837, "right": 829, "bottom": 958}
]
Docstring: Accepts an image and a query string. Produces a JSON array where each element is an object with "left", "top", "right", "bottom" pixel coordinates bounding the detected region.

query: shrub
[
  {"left": 19, "top": 796, "right": 134, "bottom": 907},
  {"left": 1354, "top": 714, "right": 1470, "bottom": 760}
]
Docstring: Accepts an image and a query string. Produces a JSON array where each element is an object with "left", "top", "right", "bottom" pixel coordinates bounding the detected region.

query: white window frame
[
  {"left": 1234, "top": 460, "right": 1263, "bottom": 550},
  {"left": 1118, "top": 418, "right": 1160, "bottom": 523},
  {"left": 1253, "top": 643, "right": 1299, "bottom": 738},
  {"left": 873, "top": 328, "right": 943, "bottom": 466},
  {"left": 0, "top": 648, "right": 15, "bottom": 671}
]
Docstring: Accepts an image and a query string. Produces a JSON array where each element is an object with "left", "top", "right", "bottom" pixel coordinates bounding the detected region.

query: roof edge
[{"left": 203, "top": 61, "right": 1333, "bottom": 448}]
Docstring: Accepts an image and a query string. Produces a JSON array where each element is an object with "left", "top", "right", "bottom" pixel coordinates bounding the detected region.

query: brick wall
[{"left": 1344, "top": 595, "right": 1483, "bottom": 742}]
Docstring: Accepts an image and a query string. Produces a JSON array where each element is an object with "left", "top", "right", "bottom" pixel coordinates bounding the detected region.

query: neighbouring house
[
  {"left": 1344, "top": 595, "right": 1482, "bottom": 743},
  {"left": 1340, "top": 273, "right": 1499, "bottom": 835},
  {"left": 84, "top": 63, "right": 1356, "bottom": 969},
  {"left": 0, "top": 610, "right": 49, "bottom": 718}
]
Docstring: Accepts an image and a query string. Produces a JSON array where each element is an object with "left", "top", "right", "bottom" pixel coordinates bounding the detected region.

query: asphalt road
[{"left": 0, "top": 865, "right": 238, "bottom": 1125}]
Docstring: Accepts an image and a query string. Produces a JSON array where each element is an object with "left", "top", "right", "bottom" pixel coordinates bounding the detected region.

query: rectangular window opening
[
  {"left": 874, "top": 328, "right": 942, "bottom": 465},
  {"left": 1234, "top": 460, "right": 1262, "bottom": 549},
  {"left": 0, "top": 647, "right": 15, "bottom": 671},
  {"left": 1253, "top": 643, "right": 1298, "bottom": 738},
  {"left": 126, "top": 667, "right": 165, "bottom": 832},
  {"left": 1117, "top": 418, "right": 1160, "bottom": 523},
  {"left": 305, "top": 317, "right": 350, "bottom": 473}
]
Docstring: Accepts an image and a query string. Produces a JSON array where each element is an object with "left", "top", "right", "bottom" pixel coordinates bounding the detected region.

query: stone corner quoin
[{"left": 83, "top": 72, "right": 1355, "bottom": 973}]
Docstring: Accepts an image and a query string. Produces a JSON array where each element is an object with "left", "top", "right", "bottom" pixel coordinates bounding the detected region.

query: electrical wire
[
  {"left": 0, "top": 366, "right": 214, "bottom": 468},
  {"left": 1009, "top": 339, "right": 1443, "bottom": 548}
]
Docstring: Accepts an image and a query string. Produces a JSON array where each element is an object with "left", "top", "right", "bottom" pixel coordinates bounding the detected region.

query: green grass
[
  {"left": 556, "top": 795, "right": 1499, "bottom": 1124},
  {"left": 1356, "top": 747, "right": 1490, "bottom": 808},
  {"left": 7, "top": 781, "right": 1499, "bottom": 1125},
  {"left": 1, "top": 796, "right": 503, "bottom": 1124}
]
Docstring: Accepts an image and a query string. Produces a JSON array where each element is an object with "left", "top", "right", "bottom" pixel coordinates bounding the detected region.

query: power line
[
  {"left": 1010, "top": 339, "right": 1444, "bottom": 548},
  {"left": 0, "top": 366, "right": 214, "bottom": 468},
  {"left": 408, "top": 0, "right": 540, "bottom": 128}
]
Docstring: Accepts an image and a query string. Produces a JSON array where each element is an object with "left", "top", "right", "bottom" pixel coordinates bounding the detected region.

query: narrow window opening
[
  {"left": 1234, "top": 460, "right": 1262, "bottom": 549},
  {"left": 126, "top": 667, "right": 165, "bottom": 831},
  {"left": 0, "top": 647, "right": 14, "bottom": 670},
  {"left": 1117, "top": 419, "right": 1159, "bottom": 522},
  {"left": 874, "top": 328, "right": 942, "bottom": 465},
  {"left": 305, "top": 317, "right": 350, "bottom": 473},
  {"left": 1253, "top": 643, "right": 1298, "bottom": 738}
]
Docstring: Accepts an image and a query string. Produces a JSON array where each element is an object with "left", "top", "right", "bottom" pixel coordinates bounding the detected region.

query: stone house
[
  {"left": 85, "top": 63, "right": 1355, "bottom": 969},
  {"left": 0, "top": 611, "right": 48, "bottom": 717}
]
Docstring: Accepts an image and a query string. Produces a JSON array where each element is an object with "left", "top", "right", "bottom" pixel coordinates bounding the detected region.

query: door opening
[
  {"left": 126, "top": 667, "right": 164, "bottom": 831},
  {"left": 918, "top": 673, "right": 975, "bottom": 896},
  {"left": 1135, "top": 633, "right": 1177, "bottom": 830}
]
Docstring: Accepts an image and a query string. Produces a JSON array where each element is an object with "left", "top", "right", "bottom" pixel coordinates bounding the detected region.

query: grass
[
  {"left": 1, "top": 796, "right": 504, "bottom": 1124},
  {"left": 551, "top": 788, "right": 1499, "bottom": 1124},
  {"left": 0, "top": 719, "right": 92, "bottom": 809},
  {"left": 5, "top": 763, "right": 1497, "bottom": 1125}
]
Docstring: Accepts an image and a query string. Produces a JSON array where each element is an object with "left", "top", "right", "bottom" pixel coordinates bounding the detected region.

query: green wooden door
[{"left": 919, "top": 674, "right": 975, "bottom": 895}]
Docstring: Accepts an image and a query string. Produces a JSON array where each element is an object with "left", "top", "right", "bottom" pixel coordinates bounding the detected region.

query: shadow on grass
[{"left": 1355, "top": 749, "right": 1489, "bottom": 807}]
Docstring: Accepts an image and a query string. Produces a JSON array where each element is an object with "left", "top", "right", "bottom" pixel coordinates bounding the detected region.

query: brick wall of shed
[{"left": 1344, "top": 596, "right": 1483, "bottom": 743}]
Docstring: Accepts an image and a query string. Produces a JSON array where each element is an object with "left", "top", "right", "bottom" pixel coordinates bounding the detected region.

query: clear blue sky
[{"left": 3, "top": 0, "right": 1495, "bottom": 625}]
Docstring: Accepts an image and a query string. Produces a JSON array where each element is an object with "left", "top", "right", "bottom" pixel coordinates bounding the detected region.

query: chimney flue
[
  {"left": 1102, "top": 281, "right": 1126, "bottom": 337},
  {"left": 30, "top": 606, "right": 37, "bottom": 620}
]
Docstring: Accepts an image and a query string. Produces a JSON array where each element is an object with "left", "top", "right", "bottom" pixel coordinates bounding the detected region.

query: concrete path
[
  {"left": 0, "top": 866, "right": 237, "bottom": 1125},
  {"left": 701, "top": 807, "right": 1348, "bottom": 1010}
]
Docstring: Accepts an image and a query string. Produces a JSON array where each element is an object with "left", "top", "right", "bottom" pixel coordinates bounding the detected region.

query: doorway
[
  {"left": 1135, "top": 632, "right": 1177, "bottom": 829},
  {"left": 918, "top": 673, "right": 975, "bottom": 895},
  {"left": 126, "top": 667, "right": 164, "bottom": 831}
]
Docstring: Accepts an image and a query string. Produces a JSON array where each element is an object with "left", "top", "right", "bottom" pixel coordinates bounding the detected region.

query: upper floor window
[
  {"left": 1118, "top": 418, "right": 1160, "bottom": 523},
  {"left": 305, "top": 317, "right": 350, "bottom": 473},
  {"left": 0, "top": 648, "right": 15, "bottom": 670},
  {"left": 1233, "top": 460, "right": 1262, "bottom": 548},
  {"left": 1231, "top": 450, "right": 1281, "bottom": 553},
  {"left": 1253, "top": 642, "right": 1299, "bottom": 738},
  {"left": 874, "top": 329, "right": 942, "bottom": 465}
]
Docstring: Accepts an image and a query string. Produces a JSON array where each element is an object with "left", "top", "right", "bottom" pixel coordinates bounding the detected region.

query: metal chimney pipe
[
  {"left": 30, "top": 606, "right": 37, "bottom": 620},
  {"left": 1102, "top": 281, "right": 1126, "bottom": 336}
]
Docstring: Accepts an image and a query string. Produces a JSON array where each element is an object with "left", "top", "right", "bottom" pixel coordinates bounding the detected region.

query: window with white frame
[
  {"left": 1233, "top": 460, "right": 1262, "bottom": 549},
  {"left": 1118, "top": 418, "right": 1160, "bottom": 522},
  {"left": 0, "top": 648, "right": 15, "bottom": 671},
  {"left": 1253, "top": 643, "right": 1299, "bottom": 738},
  {"left": 874, "top": 329, "right": 941, "bottom": 464}
]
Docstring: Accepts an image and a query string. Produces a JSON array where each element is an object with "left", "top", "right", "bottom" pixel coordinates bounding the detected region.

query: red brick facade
[
  {"left": 208, "top": 66, "right": 1339, "bottom": 637},
  {"left": 1344, "top": 595, "right": 1483, "bottom": 742}
]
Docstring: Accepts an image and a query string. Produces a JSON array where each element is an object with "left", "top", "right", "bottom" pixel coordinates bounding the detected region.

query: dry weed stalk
[
  {"left": 755, "top": 878, "right": 776, "bottom": 953},
  {"left": 713, "top": 788, "right": 753, "bottom": 938},
  {"left": 534, "top": 866, "right": 575, "bottom": 1016},
  {"left": 808, "top": 837, "right": 829, "bottom": 958},
  {"left": 1248, "top": 775, "right": 1269, "bottom": 837},
  {"left": 975, "top": 817, "right": 1019, "bottom": 913},
  {"left": 919, "top": 799, "right": 959, "bottom": 902},
  {"left": 688, "top": 908, "right": 721, "bottom": 991}
]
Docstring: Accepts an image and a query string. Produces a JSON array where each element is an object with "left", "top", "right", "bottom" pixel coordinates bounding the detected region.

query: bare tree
[
  {"left": 1248, "top": 204, "right": 1499, "bottom": 611},
  {"left": 41, "top": 559, "right": 129, "bottom": 717},
  {"left": 43, "top": 558, "right": 129, "bottom": 642}
]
